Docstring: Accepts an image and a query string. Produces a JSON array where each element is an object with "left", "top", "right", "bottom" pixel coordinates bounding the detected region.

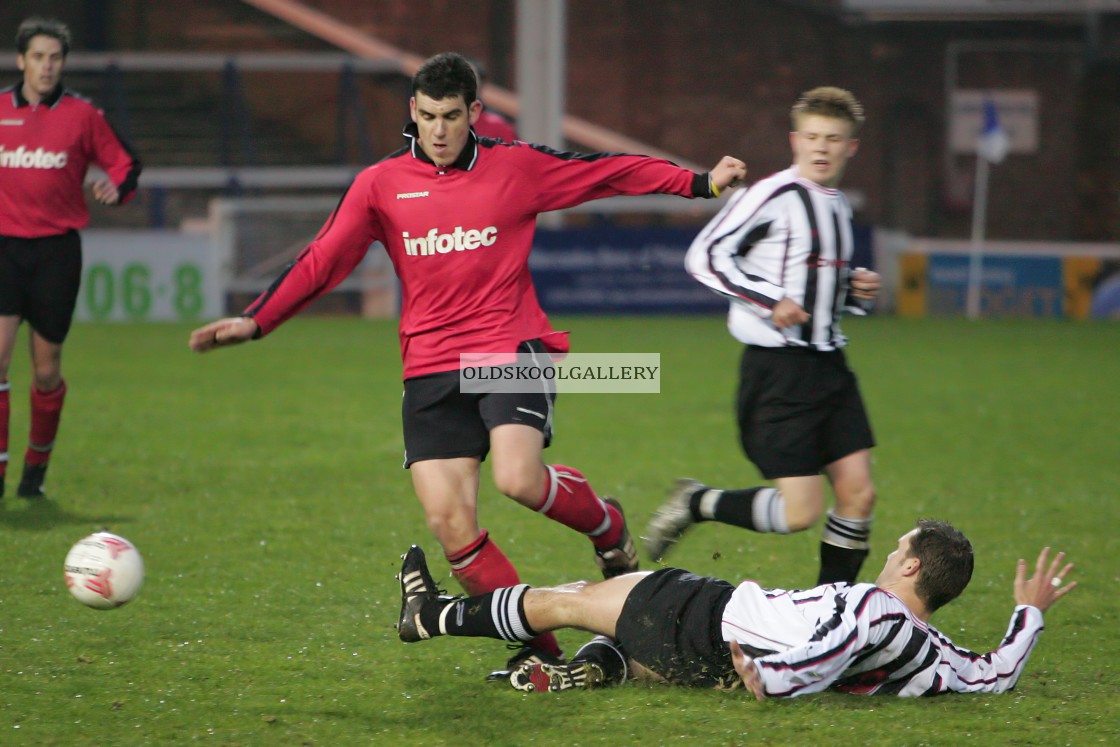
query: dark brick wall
[
  {"left": 3, "top": 1, "right": 1116, "bottom": 240},
  {"left": 276, "top": 0, "right": 1118, "bottom": 241}
]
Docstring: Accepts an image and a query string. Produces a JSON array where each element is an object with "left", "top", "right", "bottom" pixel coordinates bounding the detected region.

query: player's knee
[
  {"left": 34, "top": 376, "right": 62, "bottom": 392},
  {"left": 837, "top": 483, "right": 876, "bottom": 518},
  {"left": 31, "top": 368, "right": 62, "bottom": 392},
  {"left": 492, "top": 465, "right": 544, "bottom": 504},
  {"left": 423, "top": 509, "right": 477, "bottom": 551}
]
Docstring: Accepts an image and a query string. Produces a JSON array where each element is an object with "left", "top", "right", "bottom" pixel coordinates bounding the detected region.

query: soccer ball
[{"left": 63, "top": 532, "right": 144, "bottom": 609}]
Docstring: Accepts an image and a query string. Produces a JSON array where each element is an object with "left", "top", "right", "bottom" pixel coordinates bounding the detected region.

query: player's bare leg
[
  {"left": 410, "top": 455, "right": 564, "bottom": 660},
  {"left": 825, "top": 449, "right": 876, "bottom": 520},
  {"left": 771, "top": 474, "right": 827, "bottom": 530},
  {"left": 0, "top": 316, "right": 17, "bottom": 498},
  {"left": 491, "top": 423, "right": 637, "bottom": 578},
  {"left": 509, "top": 574, "right": 649, "bottom": 693},
  {"left": 410, "top": 457, "right": 482, "bottom": 553},
  {"left": 397, "top": 544, "right": 645, "bottom": 690},
  {"left": 819, "top": 449, "right": 875, "bottom": 584},
  {"left": 521, "top": 572, "right": 651, "bottom": 638},
  {"left": 0, "top": 316, "right": 18, "bottom": 378},
  {"left": 399, "top": 545, "right": 648, "bottom": 641},
  {"left": 488, "top": 423, "right": 547, "bottom": 507},
  {"left": 28, "top": 329, "right": 63, "bottom": 391}
]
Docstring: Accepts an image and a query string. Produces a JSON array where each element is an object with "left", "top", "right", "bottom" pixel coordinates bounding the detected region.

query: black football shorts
[
  {"left": 401, "top": 339, "right": 556, "bottom": 467},
  {"left": 615, "top": 568, "right": 769, "bottom": 689},
  {"left": 0, "top": 231, "right": 82, "bottom": 344},
  {"left": 736, "top": 345, "right": 875, "bottom": 479}
]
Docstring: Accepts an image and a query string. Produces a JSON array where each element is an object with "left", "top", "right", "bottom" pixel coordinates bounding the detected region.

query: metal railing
[
  {"left": 0, "top": 51, "right": 399, "bottom": 181},
  {"left": 0, "top": 51, "right": 724, "bottom": 225}
]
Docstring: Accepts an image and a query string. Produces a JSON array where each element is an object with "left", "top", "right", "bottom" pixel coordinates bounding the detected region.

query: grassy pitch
[{"left": 1, "top": 316, "right": 1117, "bottom": 745}]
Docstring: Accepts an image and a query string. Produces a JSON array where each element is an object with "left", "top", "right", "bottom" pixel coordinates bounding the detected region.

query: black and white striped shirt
[
  {"left": 722, "top": 581, "right": 1044, "bottom": 697},
  {"left": 686, "top": 167, "right": 861, "bottom": 350}
]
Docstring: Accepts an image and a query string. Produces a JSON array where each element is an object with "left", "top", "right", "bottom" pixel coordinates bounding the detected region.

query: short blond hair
[{"left": 791, "top": 87, "right": 864, "bottom": 134}]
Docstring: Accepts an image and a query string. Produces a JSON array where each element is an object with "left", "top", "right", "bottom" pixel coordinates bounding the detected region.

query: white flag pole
[
  {"left": 966, "top": 154, "right": 989, "bottom": 320},
  {"left": 968, "top": 97, "right": 1008, "bottom": 320}
]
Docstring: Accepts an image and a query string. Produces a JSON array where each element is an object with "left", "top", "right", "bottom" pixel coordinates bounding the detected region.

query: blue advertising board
[
  {"left": 530, "top": 225, "right": 873, "bottom": 314},
  {"left": 529, "top": 227, "right": 723, "bottom": 313},
  {"left": 925, "top": 254, "right": 1064, "bottom": 317}
]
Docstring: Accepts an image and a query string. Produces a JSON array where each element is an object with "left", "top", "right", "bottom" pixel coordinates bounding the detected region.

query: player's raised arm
[{"left": 936, "top": 547, "right": 1075, "bottom": 696}]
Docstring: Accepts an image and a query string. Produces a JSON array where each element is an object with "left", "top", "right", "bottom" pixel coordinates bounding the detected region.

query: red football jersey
[
  {"left": 246, "top": 127, "right": 711, "bottom": 379},
  {"left": 0, "top": 83, "right": 141, "bottom": 238}
]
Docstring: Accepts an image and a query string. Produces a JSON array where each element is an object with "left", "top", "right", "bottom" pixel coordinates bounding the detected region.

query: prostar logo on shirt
[
  {"left": 0, "top": 145, "right": 69, "bottom": 169},
  {"left": 402, "top": 226, "right": 498, "bottom": 256}
]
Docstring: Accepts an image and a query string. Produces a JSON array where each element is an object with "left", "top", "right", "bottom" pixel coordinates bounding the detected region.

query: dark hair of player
[
  {"left": 909, "top": 518, "right": 975, "bottom": 612},
  {"left": 412, "top": 52, "right": 478, "bottom": 107},
  {"left": 16, "top": 16, "right": 71, "bottom": 57}
]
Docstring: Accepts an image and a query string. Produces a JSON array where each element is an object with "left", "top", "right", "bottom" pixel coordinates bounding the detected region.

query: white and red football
[{"left": 63, "top": 532, "right": 144, "bottom": 609}]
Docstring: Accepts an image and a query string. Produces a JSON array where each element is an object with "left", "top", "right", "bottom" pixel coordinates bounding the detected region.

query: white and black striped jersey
[
  {"left": 686, "top": 167, "right": 862, "bottom": 350},
  {"left": 721, "top": 581, "right": 1044, "bottom": 697}
]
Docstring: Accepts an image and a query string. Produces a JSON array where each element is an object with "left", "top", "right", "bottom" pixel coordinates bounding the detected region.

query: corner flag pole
[
  {"left": 967, "top": 97, "right": 1009, "bottom": 320},
  {"left": 966, "top": 155, "right": 990, "bottom": 319}
]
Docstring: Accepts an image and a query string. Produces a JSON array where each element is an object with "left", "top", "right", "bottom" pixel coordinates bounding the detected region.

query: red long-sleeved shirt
[
  {"left": 247, "top": 127, "right": 711, "bottom": 379},
  {"left": 0, "top": 83, "right": 141, "bottom": 238}
]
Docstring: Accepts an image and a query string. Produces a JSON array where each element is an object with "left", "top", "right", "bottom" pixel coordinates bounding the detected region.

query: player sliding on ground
[{"left": 397, "top": 519, "right": 1075, "bottom": 697}]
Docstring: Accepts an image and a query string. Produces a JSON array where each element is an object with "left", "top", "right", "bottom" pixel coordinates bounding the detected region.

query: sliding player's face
[
  {"left": 790, "top": 114, "right": 859, "bottom": 188},
  {"left": 875, "top": 529, "right": 919, "bottom": 587},
  {"left": 18, "top": 35, "right": 65, "bottom": 102},
  {"left": 410, "top": 92, "right": 482, "bottom": 167}
]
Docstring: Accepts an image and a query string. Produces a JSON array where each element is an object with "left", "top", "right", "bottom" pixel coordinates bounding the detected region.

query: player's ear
[
  {"left": 409, "top": 97, "right": 418, "bottom": 123},
  {"left": 901, "top": 556, "right": 921, "bottom": 578},
  {"left": 469, "top": 99, "right": 483, "bottom": 125}
]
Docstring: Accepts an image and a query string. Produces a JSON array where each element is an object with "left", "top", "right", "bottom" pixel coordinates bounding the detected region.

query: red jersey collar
[
  {"left": 11, "top": 81, "right": 65, "bottom": 109},
  {"left": 402, "top": 122, "right": 479, "bottom": 171}
]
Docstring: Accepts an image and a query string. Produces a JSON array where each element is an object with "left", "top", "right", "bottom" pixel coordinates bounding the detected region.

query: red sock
[
  {"left": 536, "top": 464, "right": 622, "bottom": 550},
  {"left": 25, "top": 380, "right": 66, "bottom": 467},
  {"left": 0, "top": 382, "right": 9, "bottom": 480},
  {"left": 447, "top": 530, "right": 562, "bottom": 659}
]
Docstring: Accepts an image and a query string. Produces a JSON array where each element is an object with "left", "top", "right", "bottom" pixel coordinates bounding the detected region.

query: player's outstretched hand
[
  {"left": 1014, "top": 547, "right": 1076, "bottom": 613},
  {"left": 189, "top": 316, "right": 260, "bottom": 353},
  {"left": 730, "top": 641, "right": 766, "bottom": 701},
  {"left": 710, "top": 156, "right": 747, "bottom": 192}
]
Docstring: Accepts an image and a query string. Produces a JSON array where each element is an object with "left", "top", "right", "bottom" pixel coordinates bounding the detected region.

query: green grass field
[{"left": 1, "top": 316, "right": 1117, "bottom": 746}]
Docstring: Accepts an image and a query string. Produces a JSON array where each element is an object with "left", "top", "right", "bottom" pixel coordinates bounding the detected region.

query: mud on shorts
[{"left": 615, "top": 568, "right": 770, "bottom": 689}]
